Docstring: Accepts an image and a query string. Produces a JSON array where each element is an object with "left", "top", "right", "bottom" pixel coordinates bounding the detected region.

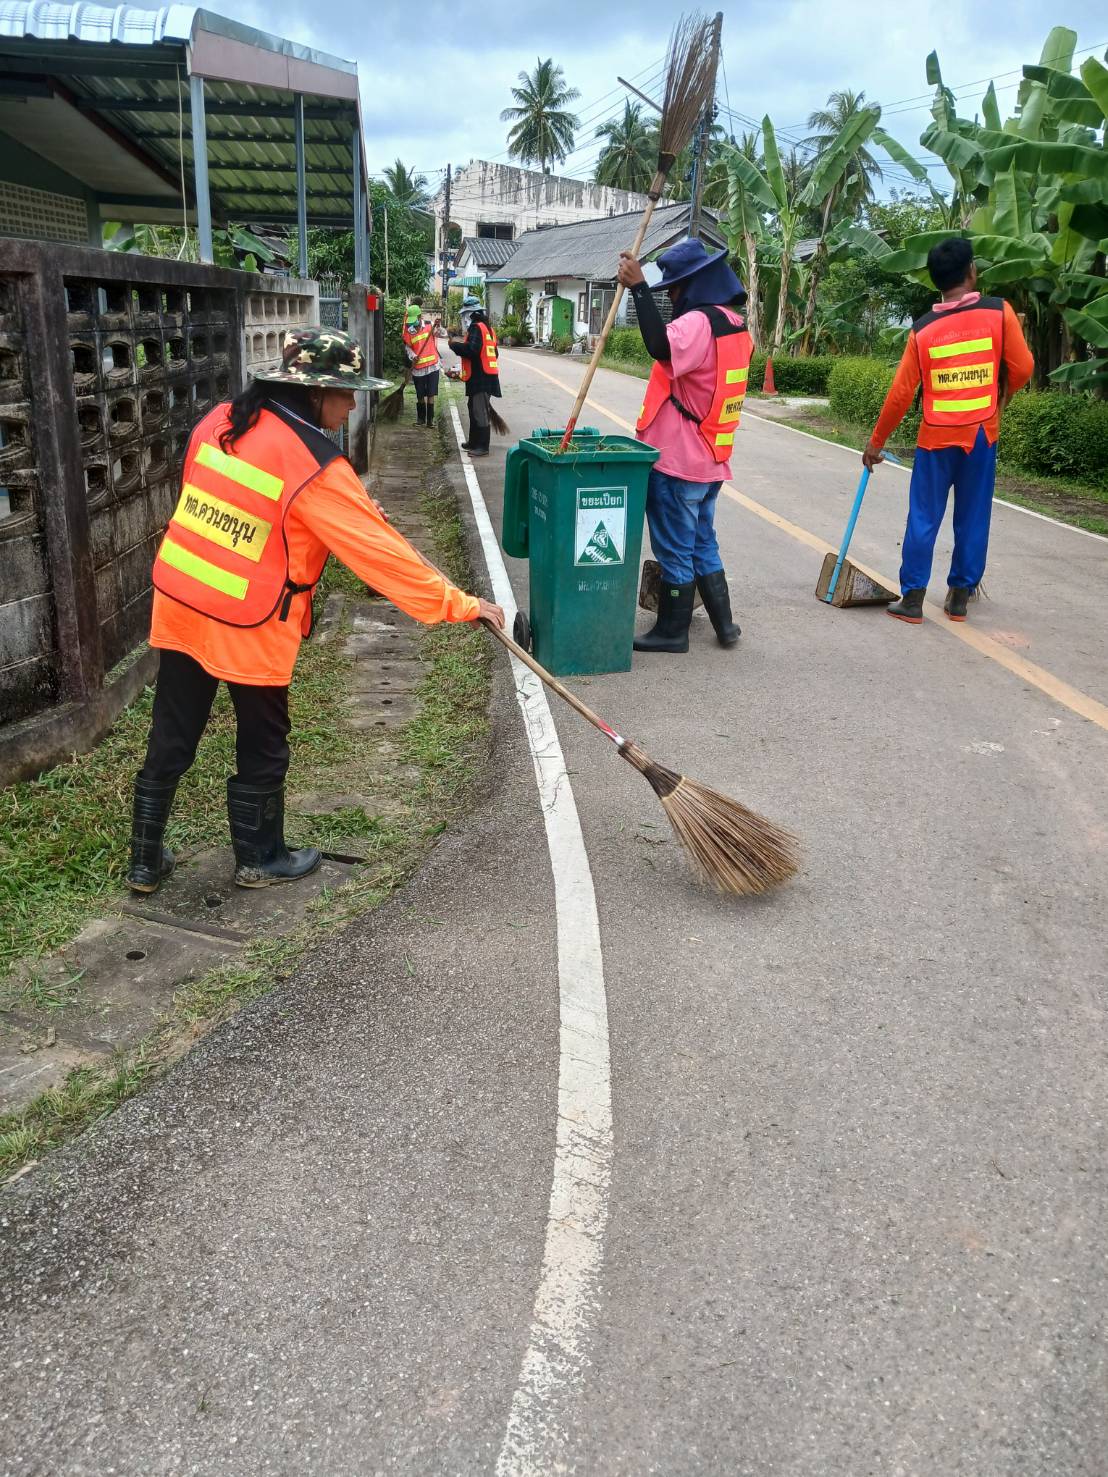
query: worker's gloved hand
[
  {"left": 617, "top": 252, "right": 645, "bottom": 288},
  {"left": 862, "top": 439, "right": 885, "bottom": 472},
  {"left": 475, "top": 598, "right": 505, "bottom": 629}
]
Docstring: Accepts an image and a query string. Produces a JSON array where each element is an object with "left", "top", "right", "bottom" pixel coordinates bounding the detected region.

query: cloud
[{"left": 140, "top": 0, "right": 1106, "bottom": 189}]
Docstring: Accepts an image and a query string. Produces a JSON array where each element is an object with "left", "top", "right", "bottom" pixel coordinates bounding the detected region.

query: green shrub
[
  {"left": 498, "top": 314, "right": 533, "bottom": 347},
  {"left": 381, "top": 297, "right": 407, "bottom": 374},
  {"left": 828, "top": 357, "right": 922, "bottom": 442},
  {"left": 750, "top": 352, "right": 834, "bottom": 396},
  {"left": 550, "top": 331, "right": 574, "bottom": 354},
  {"left": 604, "top": 327, "right": 651, "bottom": 365},
  {"left": 998, "top": 390, "right": 1108, "bottom": 487}
]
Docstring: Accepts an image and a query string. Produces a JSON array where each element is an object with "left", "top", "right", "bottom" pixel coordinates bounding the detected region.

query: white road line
[
  {"left": 448, "top": 406, "right": 613, "bottom": 1476},
  {"left": 744, "top": 407, "right": 1108, "bottom": 543}
]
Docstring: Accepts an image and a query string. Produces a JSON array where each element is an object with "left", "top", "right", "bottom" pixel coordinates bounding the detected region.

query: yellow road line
[{"left": 512, "top": 354, "right": 1108, "bottom": 736}]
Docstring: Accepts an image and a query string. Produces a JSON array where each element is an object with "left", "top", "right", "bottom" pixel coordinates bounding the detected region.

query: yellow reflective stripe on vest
[
  {"left": 194, "top": 441, "right": 285, "bottom": 501},
  {"left": 931, "top": 394, "right": 993, "bottom": 414},
  {"left": 931, "top": 362, "right": 994, "bottom": 391},
  {"left": 160, "top": 536, "right": 249, "bottom": 599},
  {"left": 715, "top": 431, "right": 735, "bottom": 447},
  {"left": 725, "top": 367, "right": 749, "bottom": 384},
  {"left": 173, "top": 483, "right": 272, "bottom": 563},
  {"left": 927, "top": 335, "right": 994, "bottom": 361}
]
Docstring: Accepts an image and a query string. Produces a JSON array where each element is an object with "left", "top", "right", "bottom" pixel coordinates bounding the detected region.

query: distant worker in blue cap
[
  {"left": 617, "top": 239, "right": 752, "bottom": 654},
  {"left": 448, "top": 293, "right": 500, "bottom": 458}
]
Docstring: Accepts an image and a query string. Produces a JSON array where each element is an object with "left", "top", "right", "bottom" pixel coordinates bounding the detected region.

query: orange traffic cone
[{"left": 763, "top": 356, "right": 777, "bottom": 396}]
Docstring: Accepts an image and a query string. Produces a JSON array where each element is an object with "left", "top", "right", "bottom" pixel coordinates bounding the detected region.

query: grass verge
[{"left": 0, "top": 440, "right": 491, "bottom": 1182}]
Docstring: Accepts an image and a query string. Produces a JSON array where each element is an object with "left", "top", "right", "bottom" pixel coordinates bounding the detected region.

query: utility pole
[
  {"left": 688, "top": 11, "right": 723, "bottom": 241},
  {"left": 440, "top": 163, "right": 452, "bottom": 322},
  {"left": 383, "top": 202, "right": 389, "bottom": 297}
]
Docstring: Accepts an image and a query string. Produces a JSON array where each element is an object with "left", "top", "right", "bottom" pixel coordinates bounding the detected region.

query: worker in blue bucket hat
[{"left": 617, "top": 238, "right": 753, "bottom": 654}]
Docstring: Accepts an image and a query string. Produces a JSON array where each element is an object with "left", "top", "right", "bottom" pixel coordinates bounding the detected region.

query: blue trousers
[
  {"left": 645, "top": 468, "right": 724, "bottom": 586},
  {"left": 900, "top": 427, "right": 997, "bottom": 593}
]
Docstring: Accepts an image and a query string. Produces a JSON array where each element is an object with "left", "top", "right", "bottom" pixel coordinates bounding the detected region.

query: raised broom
[
  {"left": 482, "top": 619, "right": 800, "bottom": 896},
  {"left": 557, "top": 13, "right": 716, "bottom": 454}
]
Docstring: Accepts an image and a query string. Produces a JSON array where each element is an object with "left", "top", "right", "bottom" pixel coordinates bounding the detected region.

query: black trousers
[
  {"left": 467, "top": 390, "right": 491, "bottom": 430},
  {"left": 140, "top": 649, "right": 291, "bottom": 788},
  {"left": 414, "top": 370, "right": 440, "bottom": 400}
]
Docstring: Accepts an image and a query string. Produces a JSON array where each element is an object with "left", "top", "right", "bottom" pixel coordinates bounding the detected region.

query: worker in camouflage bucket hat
[
  {"left": 253, "top": 325, "right": 392, "bottom": 390},
  {"left": 126, "top": 323, "right": 503, "bottom": 897}
]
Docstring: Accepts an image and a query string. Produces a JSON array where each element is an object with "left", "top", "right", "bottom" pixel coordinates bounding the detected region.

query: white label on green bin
[{"left": 575, "top": 485, "right": 627, "bottom": 566}]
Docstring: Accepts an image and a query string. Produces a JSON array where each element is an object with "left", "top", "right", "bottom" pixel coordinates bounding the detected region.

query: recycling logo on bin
[{"left": 574, "top": 486, "right": 627, "bottom": 567}]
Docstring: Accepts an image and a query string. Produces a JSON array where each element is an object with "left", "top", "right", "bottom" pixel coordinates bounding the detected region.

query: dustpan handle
[{"left": 824, "top": 467, "right": 870, "bottom": 604}]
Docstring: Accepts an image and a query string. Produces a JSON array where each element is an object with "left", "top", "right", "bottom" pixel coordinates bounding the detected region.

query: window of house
[
  {"left": 577, "top": 291, "right": 587, "bottom": 322},
  {"left": 477, "top": 222, "right": 514, "bottom": 240},
  {"left": 544, "top": 280, "right": 558, "bottom": 296}
]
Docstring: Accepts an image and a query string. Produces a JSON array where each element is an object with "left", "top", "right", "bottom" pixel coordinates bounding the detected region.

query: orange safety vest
[
  {"left": 914, "top": 296, "right": 1004, "bottom": 427},
  {"left": 152, "top": 403, "right": 338, "bottom": 631},
  {"left": 459, "top": 322, "right": 499, "bottom": 381},
  {"left": 636, "top": 305, "right": 753, "bottom": 462},
  {"left": 403, "top": 321, "right": 439, "bottom": 371}
]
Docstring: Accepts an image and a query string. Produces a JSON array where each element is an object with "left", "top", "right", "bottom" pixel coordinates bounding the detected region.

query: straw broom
[
  {"left": 557, "top": 13, "right": 716, "bottom": 454},
  {"left": 482, "top": 620, "right": 800, "bottom": 896}
]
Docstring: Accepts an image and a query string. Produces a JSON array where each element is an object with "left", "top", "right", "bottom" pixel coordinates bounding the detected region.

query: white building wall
[{"left": 433, "top": 161, "right": 650, "bottom": 259}]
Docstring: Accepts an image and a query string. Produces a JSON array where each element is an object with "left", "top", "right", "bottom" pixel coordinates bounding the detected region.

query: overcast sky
[{"left": 176, "top": 1, "right": 1104, "bottom": 196}]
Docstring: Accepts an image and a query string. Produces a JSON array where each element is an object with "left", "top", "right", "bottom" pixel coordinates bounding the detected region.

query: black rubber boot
[
  {"left": 695, "top": 569, "right": 741, "bottom": 647},
  {"left": 887, "top": 587, "right": 926, "bottom": 624},
  {"left": 126, "top": 776, "right": 177, "bottom": 894},
  {"left": 227, "top": 781, "right": 322, "bottom": 889},
  {"left": 424, "top": 400, "right": 436, "bottom": 428},
  {"left": 634, "top": 580, "right": 695, "bottom": 654},
  {"left": 469, "top": 425, "right": 491, "bottom": 458},
  {"left": 416, "top": 400, "right": 426, "bottom": 425},
  {"left": 944, "top": 586, "right": 973, "bottom": 621}
]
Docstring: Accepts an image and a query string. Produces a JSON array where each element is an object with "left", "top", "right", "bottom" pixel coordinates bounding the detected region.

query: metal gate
[{"left": 317, "top": 274, "right": 349, "bottom": 449}]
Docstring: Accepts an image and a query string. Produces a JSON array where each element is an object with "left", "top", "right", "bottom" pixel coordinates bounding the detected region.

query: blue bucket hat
[{"left": 647, "top": 237, "right": 746, "bottom": 313}]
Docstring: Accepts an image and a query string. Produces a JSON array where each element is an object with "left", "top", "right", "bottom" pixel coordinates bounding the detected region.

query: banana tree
[
  {"left": 723, "top": 117, "right": 800, "bottom": 352},
  {"left": 839, "top": 28, "right": 1108, "bottom": 388}
]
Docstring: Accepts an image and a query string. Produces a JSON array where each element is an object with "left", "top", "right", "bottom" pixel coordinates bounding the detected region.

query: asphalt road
[{"left": 2, "top": 351, "right": 1106, "bottom": 1476}]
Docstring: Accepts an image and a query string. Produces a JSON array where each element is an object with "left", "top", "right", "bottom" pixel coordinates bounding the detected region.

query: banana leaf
[
  {"left": 1049, "top": 358, "right": 1108, "bottom": 387},
  {"left": 871, "top": 127, "right": 929, "bottom": 184},
  {"left": 761, "top": 116, "right": 788, "bottom": 215},
  {"left": 992, "top": 167, "right": 1033, "bottom": 239},
  {"left": 800, "top": 106, "right": 880, "bottom": 205},
  {"left": 983, "top": 139, "right": 1108, "bottom": 180},
  {"left": 1080, "top": 57, "right": 1108, "bottom": 121},
  {"left": 724, "top": 146, "right": 776, "bottom": 217}
]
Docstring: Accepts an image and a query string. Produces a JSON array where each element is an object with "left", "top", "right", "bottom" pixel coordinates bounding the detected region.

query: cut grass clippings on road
[{"left": 0, "top": 439, "right": 493, "bottom": 1183}]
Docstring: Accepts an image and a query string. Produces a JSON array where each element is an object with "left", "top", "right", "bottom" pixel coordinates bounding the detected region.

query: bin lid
[{"left": 521, "top": 428, "right": 660, "bottom": 464}]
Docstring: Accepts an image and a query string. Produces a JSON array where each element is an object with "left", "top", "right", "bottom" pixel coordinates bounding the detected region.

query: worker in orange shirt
[
  {"left": 863, "top": 237, "right": 1034, "bottom": 624},
  {"left": 127, "top": 327, "right": 503, "bottom": 895}
]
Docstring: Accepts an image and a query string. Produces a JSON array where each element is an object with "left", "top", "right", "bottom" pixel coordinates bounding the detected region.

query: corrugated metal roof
[
  {"left": 460, "top": 236, "right": 519, "bottom": 270},
  {"left": 504, "top": 204, "right": 725, "bottom": 282},
  {"left": 0, "top": 2, "right": 364, "bottom": 226}
]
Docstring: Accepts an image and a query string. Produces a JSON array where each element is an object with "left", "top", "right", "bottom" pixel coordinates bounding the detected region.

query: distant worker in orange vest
[
  {"left": 617, "top": 238, "right": 752, "bottom": 654},
  {"left": 126, "top": 327, "right": 504, "bottom": 895},
  {"left": 448, "top": 293, "right": 500, "bottom": 458},
  {"left": 863, "top": 237, "right": 1034, "bottom": 624},
  {"left": 402, "top": 303, "right": 441, "bottom": 427}
]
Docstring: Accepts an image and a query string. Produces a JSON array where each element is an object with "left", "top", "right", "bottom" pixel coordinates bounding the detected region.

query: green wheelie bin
[{"left": 501, "top": 427, "right": 659, "bottom": 676}]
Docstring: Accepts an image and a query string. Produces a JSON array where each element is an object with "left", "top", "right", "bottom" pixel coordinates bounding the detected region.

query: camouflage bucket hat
[{"left": 253, "top": 327, "right": 393, "bottom": 391}]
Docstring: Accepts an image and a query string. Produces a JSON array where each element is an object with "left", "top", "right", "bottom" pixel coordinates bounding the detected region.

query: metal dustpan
[{"left": 816, "top": 466, "right": 898, "bottom": 607}]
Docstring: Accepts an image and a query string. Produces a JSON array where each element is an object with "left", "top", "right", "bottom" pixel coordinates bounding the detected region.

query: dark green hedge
[
  {"left": 829, "top": 355, "right": 1108, "bottom": 489},
  {"left": 603, "top": 328, "right": 834, "bottom": 395}
]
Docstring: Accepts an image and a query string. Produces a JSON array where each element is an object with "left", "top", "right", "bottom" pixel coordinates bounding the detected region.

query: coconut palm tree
[
  {"left": 594, "top": 101, "right": 656, "bottom": 192},
  {"left": 804, "top": 89, "right": 883, "bottom": 213},
  {"left": 500, "top": 58, "right": 581, "bottom": 174},
  {"left": 382, "top": 158, "right": 429, "bottom": 211}
]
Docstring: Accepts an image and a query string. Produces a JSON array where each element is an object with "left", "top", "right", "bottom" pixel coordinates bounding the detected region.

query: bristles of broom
[
  {"left": 379, "top": 369, "right": 411, "bottom": 421},
  {"left": 489, "top": 405, "right": 511, "bottom": 437},
  {"left": 619, "top": 741, "right": 800, "bottom": 896},
  {"left": 649, "top": 13, "right": 717, "bottom": 197}
]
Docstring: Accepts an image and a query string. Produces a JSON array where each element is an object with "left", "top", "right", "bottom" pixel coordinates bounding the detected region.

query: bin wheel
[{"left": 513, "top": 610, "right": 532, "bottom": 651}]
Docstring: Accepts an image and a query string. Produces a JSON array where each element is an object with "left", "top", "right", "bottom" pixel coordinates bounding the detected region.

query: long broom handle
[
  {"left": 408, "top": 547, "right": 628, "bottom": 747},
  {"left": 557, "top": 196, "right": 661, "bottom": 454},
  {"left": 823, "top": 468, "right": 870, "bottom": 603},
  {"left": 479, "top": 618, "right": 626, "bottom": 748}
]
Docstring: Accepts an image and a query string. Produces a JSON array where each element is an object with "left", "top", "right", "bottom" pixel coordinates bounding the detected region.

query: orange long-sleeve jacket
[
  {"left": 871, "top": 296, "right": 1035, "bottom": 453},
  {"left": 150, "top": 453, "right": 479, "bottom": 686}
]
